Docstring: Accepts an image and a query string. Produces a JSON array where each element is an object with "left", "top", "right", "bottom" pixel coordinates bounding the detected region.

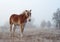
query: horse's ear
[
  {"left": 25, "top": 10, "right": 27, "bottom": 12},
  {"left": 30, "top": 10, "right": 32, "bottom": 12},
  {"left": 30, "top": 10, "right": 32, "bottom": 11}
]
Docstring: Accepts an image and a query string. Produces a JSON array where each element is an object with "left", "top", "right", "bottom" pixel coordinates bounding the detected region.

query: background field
[{"left": 0, "top": 27, "right": 60, "bottom": 42}]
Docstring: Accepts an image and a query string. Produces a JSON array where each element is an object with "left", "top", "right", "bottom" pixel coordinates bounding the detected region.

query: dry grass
[{"left": 0, "top": 28, "right": 60, "bottom": 42}]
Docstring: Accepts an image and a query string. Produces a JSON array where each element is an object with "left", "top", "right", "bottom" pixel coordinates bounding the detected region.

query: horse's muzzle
[{"left": 29, "top": 19, "right": 31, "bottom": 22}]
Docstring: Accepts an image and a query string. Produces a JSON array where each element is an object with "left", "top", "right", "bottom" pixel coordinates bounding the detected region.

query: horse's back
[{"left": 10, "top": 14, "right": 19, "bottom": 24}]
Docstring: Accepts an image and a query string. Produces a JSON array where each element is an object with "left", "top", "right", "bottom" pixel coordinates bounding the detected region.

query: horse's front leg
[{"left": 20, "top": 24, "right": 24, "bottom": 37}]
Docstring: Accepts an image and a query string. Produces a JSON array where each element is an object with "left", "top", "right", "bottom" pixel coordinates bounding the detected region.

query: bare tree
[
  {"left": 47, "top": 21, "right": 51, "bottom": 28},
  {"left": 53, "top": 8, "right": 60, "bottom": 29},
  {"left": 40, "top": 20, "right": 46, "bottom": 28}
]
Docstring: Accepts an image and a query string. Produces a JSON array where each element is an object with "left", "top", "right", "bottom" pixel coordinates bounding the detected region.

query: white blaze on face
[
  {"left": 27, "top": 16, "right": 31, "bottom": 21},
  {"left": 25, "top": 12, "right": 28, "bottom": 16},
  {"left": 27, "top": 10, "right": 31, "bottom": 21}
]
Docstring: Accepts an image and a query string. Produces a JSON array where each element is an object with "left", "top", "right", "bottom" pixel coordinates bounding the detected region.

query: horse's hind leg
[
  {"left": 10, "top": 24, "right": 13, "bottom": 32},
  {"left": 10, "top": 24, "right": 13, "bottom": 37},
  {"left": 13, "top": 25, "right": 16, "bottom": 32}
]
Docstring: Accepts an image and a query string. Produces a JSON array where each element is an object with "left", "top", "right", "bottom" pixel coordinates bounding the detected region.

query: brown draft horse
[{"left": 9, "top": 10, "right": 32, "bottom": 37}]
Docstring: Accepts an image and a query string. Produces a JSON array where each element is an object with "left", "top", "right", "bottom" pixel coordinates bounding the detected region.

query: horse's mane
[{"left": 21, "top": 10, "right": 26, "bottom": 15}]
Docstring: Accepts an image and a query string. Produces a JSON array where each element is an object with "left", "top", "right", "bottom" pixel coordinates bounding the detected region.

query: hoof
[{"left": 21, "top": 34, "right": 23, "bottom": 38}]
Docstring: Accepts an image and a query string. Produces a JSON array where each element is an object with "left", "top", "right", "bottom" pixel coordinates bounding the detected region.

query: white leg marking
[{"left": 20, "top": 32, "right": 23, "bottom": 37}]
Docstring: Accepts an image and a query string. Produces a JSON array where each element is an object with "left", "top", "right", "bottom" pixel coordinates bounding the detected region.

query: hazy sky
[{"left": 0, "top": 0, "right": 60, "bottom": 26}]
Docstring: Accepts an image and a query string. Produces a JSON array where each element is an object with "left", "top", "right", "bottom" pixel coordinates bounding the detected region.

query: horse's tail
[
  {"left": 9, "top": 17, "right": 12, "bottom": 25},
  {"left": 9, "top": 15, "right": 13, "bottom": 25},
  {"left": 9, "top": 14, "right": 15, "bottom": 25}
]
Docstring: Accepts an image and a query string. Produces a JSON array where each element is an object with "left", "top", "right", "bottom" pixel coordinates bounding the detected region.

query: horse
[{"left": 9, "top": 10, "right": 32, "bottom": 37}]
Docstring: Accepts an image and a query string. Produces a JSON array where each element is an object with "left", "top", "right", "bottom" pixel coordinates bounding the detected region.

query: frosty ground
[{"left": 0, "top": 27, "right": 60, "bottom": 42}]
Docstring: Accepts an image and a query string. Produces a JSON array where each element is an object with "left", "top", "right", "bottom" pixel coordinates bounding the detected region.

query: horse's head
[{"left": 24, "top": 9, "right": 32, "bottom": 22}]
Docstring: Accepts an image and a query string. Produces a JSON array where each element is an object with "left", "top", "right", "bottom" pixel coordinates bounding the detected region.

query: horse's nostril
[{"left": 29, "top": 19, "right": 31, "bottom": 22}]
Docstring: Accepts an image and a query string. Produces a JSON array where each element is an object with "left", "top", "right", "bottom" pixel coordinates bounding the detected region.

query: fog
[
  {"left": 0, "top": 0, "right": 60, "bottom": 26},
  {"left": 0, "top": 0, "right": 60, "bottom": 42}
]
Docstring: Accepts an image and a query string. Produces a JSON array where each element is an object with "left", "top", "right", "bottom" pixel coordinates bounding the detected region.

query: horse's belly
[
  {"left": 13, "top": 21, "right": 20, "bottom": 25},
  {"left": 12, "top": 19, "right": 21, "bottom": 25}
]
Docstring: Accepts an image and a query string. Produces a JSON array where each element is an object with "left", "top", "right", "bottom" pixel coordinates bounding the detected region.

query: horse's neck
[{"left": 19, "top": 13, "right": 27, "bottom": 19}]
